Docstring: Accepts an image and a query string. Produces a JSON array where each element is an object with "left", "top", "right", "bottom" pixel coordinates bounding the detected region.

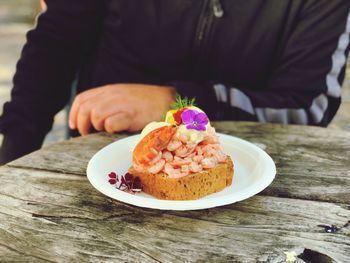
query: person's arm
[
  {"left": 0, "top": 0, "right": 103, "bottom": 164},
  {"left": 175, "top": 0, "right": 350, "bottom": 126}
]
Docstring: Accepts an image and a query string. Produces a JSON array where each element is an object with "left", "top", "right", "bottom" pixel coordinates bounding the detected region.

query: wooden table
[{"left": 1, "top": 122, "right": 349, "bottom": 262}]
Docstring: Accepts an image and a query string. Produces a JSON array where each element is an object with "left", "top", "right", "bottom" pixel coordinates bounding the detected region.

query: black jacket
[{"left": 0, "top": 0, "right": 349, "bottom": 164}]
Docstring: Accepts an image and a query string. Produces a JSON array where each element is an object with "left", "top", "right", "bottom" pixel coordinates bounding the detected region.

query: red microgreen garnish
[
  {"left": 108, "top": 172, "right": 119, "bottom": 185},
  {"left": 108, "top": 171, "right": 142, "bottom": 194}
]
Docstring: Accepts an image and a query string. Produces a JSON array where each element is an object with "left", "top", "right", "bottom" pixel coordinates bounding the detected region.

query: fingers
[
  {"left": 69, "top": 83, "right": 175, "bottom": 136},
  {"left": 76, "top": 101, "right": 93, "bottom": 136},
  {"left": 76, "top": 104, "right": 131, "bottom": 135},
  {"left": 90, "top": 108, "right": 105, "bottom": 132},
  {"left": 69, "top": 87, "right": 104, "bottom": 130},
  {"left": 104, "top": 113, "right": 131, "bottom": 133},
  {"left": 70, "top": 92, "right": 133, "bottom": 135},
  {"left": 69, "top": 96, "right": 80, "bottom": 130},
  {"left": 90, "top": 101, "right": 128, "bottom": 131}
]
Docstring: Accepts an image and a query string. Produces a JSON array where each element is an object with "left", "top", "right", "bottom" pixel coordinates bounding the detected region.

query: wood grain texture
[
  {"left": 213, "top": 122, "right": 350, "bottom": 204},
  {"left": 8, "top": 122, "right": 350, "bottom": 203},
  {"left": 0, "top": 167, "right": 349, "bottom": 262},
  {"left": 8, "top": 132, "right": 128, "bottom": 175}
]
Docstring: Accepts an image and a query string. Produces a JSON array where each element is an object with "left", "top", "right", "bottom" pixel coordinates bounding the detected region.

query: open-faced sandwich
[{"left": 128, "top": 97, "right": 234, "bottom": 200}]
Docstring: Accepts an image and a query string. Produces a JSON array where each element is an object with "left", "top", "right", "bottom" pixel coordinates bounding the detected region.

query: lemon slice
[{"left": 165, "top": 110, "right": 177, "bottom": 125}]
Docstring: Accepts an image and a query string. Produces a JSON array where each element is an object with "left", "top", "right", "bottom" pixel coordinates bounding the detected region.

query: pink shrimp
[
  {"left": 201, "top": 157, "right": 217, "bottom": 169},
  {"left": 201, "top": 126, "right": 219, "bottom": 145},
  {"left": 133, "top": 125, "right": 177, "bottom": 166},
  {"left": 170, "top": 156, "right": 192, "bottom": 167},
  {"left": 192, "top": 155, "right": 204, "bottom": 163},
  {"left": 213, "top": 150, "right": 227, "bottom": 163},
  {"left": 167, "top": 139, "right": 182, "bottom": 151},
  {"left": 148, "top": 159, "right": 166, "bottom": 174},
  {"left": 162, "top": 150, "right": 173, "bottom": 162},
  {"left": 181, "top": 165, "right": 189, "bottom": 174},
  {"left": 189, "top": 162, "right": 202, "bottom": 173},
  {"left": 201, "top": 144, "right": 218, "bottom": 157},
  {"left": 149, "top": 151, "right": 162, "bottom": 165},
  {"left": 164, "top": 163, "right": 186, "bottom": 178},
  {"left": 133, "top": 123, "right": 227, "bottom": 177},
  {"left": 174, "top": 143, "right": 196, "bottom": 157},
  {"left": 177, "top": 133, "right": 188, "bottom": 143},
  {"left": 184, "top": 152, "right": 196, "bottom": 159},
  {"left": 195, "top": 145, "right": 203, "bottom": 155}
]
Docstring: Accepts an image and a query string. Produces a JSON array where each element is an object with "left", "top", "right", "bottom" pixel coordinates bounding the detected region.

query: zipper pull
[{"left": 212, "top": 0, "right": 224, "bottom": 18}]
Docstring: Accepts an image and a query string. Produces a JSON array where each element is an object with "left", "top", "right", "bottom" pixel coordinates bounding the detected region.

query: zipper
[
  {"left": 192, "top": 0, "right": 224, "bottom": 76},
  {"left": 212, "top": 0, "right": 224, "bottom": 18},
  {"left": 193, "top": 0, "right": 211, "bottom": 51}
]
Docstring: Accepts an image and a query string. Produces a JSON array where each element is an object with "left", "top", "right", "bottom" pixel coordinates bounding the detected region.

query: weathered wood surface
[
  {"left": 2, "top": 122, "right": 350, "bottom": 262},
  {"left": 9, "top": 122, "right": 350, "bottom": 204},
  {"left": 8, "top": 132, "right": 128, "bottom": 175},
  {"left": 0, "top": 167, "right": 349, "bottom": 262}
]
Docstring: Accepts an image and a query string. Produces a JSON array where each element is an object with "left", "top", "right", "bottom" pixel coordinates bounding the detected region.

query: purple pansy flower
[{"left": 181, "top": 109, "right": 209, "bottom": 131}]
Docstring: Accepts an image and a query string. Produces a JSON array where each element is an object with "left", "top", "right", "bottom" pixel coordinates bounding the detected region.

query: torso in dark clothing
[{"left": 80, "top": 0, "right": 295, "bottom": 93}]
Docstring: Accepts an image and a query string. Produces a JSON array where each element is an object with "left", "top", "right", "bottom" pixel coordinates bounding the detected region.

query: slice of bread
[{"left": 128, "top": 156, "right": 234, "bottom": 200}]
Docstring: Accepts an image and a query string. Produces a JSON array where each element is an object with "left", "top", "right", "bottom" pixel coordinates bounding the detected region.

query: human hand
[{"left": 69, "top": 83, "right": 176, "bottom": 135}]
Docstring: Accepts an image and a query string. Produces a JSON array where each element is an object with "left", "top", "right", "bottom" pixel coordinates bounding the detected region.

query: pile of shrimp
[{"left": 133, "top": 126, "right": 227, "bottom": 178}]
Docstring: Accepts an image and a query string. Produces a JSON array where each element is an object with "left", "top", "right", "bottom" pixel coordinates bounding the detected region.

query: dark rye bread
[{"left": 128, "top": 156, "right": 234, "bottom": 200}]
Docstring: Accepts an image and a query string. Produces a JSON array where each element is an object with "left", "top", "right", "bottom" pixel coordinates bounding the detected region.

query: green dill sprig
[{"left": 170, "top": 94, "right": 196, "bottom": 110}]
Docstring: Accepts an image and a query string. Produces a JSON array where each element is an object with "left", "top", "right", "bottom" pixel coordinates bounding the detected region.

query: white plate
[{"left": 87, "top": 133, "right": 276, "bottom": 211}]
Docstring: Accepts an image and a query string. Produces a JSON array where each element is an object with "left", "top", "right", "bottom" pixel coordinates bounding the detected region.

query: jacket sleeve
[
  {"left": 0, "top": 0, "right": 103, "bottom": 164},
  {"left": 175, "top": 0, "right": 350, "bottom": 126}
]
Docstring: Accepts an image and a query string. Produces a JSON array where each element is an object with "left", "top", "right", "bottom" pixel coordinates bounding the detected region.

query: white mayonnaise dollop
[{"left": 176, "top": 124, "right": 208, "bottom": 144}]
